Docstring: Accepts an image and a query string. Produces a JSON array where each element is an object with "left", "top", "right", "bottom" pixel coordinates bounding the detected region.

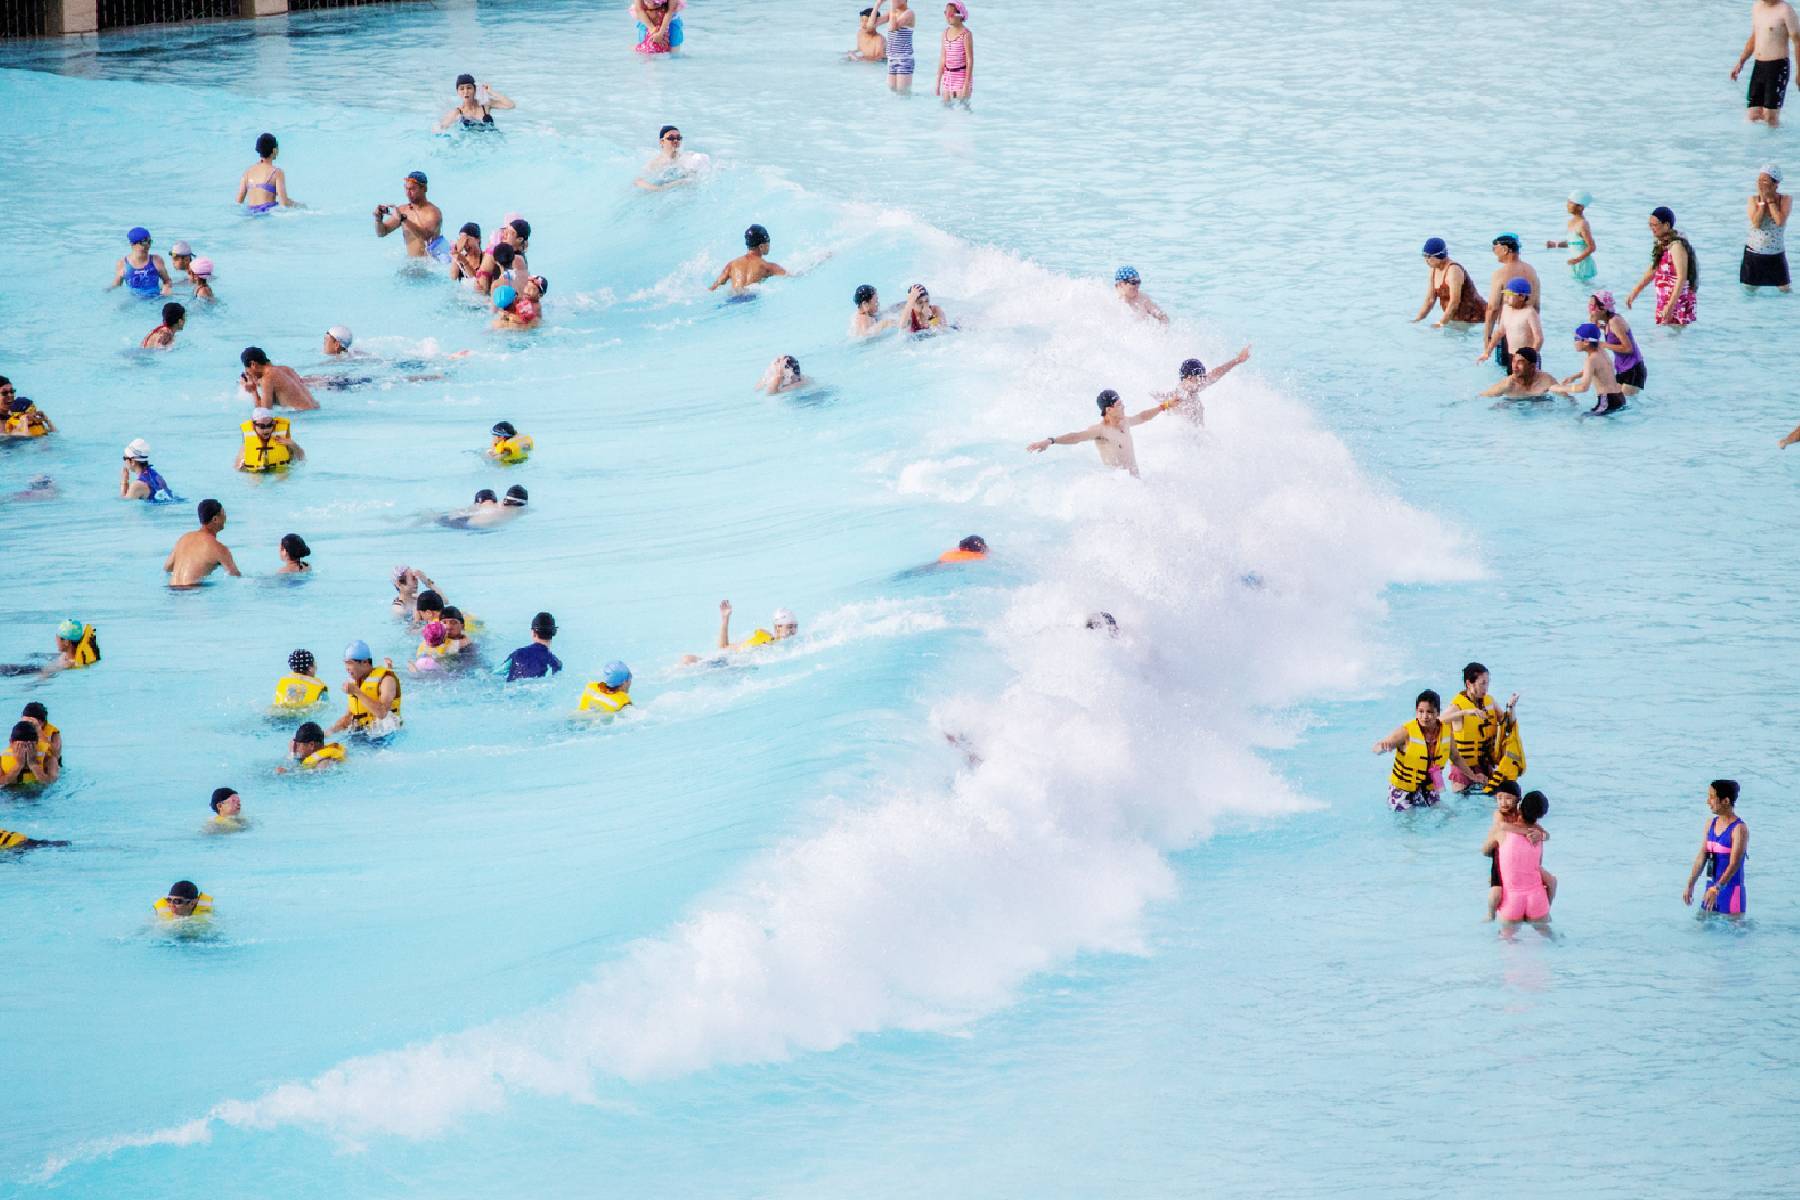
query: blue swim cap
[
  {"left": 1574, "top": 322, "right": 1603, "bottom": 342},
  {"left": 601, "top": 660, "right": 632, "bottom": 688},
  {"left": 127, "top": 227, "right": 150, "bottom": 245},
  {"left": 1421, "top": 237, "right": 1447, "bottom": 258},
  {"left": 1179, "top": 358, "right": 1206, "bottom": 379},
  {"left": 1504, "top": 278, "right": 1532, "bottom": 296},
  {"left": 344, "top": 639, "right": 372, "bottom": 662},
  {"left": 493, "top": 284, "right": 517, "bottom": 309},
  {"left": 56, "top": 618, "right": 83, "bottom": 642},
  {"left": 405, "top": 170, "right": 428, "bottom": 185},
  {"left": 1114, "top": 266, "right": 1141, "bottom": 284},
  {"left": 1492, "top": 232, "right": 1521, "bottom": 250}
]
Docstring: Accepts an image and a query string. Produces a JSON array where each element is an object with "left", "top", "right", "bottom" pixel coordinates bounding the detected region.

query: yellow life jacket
[
  {"left": 577, "top": 683, "right": 633, "bottom": 714},
  {"left": 5, "top": 410, "right": 48, "bottom": 437},
  {"left": 1485, "top": 717, "right": 1526, "bottom": 788},
  {"left": 154, "top": 893, "right": 214, "bottom": 919},
  {"left": 2, "top": 751, "right": 41, "bottom": 785},
  {"left": 1388, "top": 719, "right": 1450, "bottom": 792},
  {"left": 273, "top": 673, "right": 327, "bottom": 709},
  {"left": 741, "top": 629, "right": 774, "bottom": 648},
  {"left": 491, "top": 434, "right": 534, "bottom": 464},
  {"left": 938, "top": 549, "right": 987, "bottom": 563},
  {"left": 345, "top": 667, "right": 402, "bottom": 729},
  {"left": 299, "top": 743, "right": 346, "bottom": 769},
  {"left": 416, "top": 638, "right": 455, "bottom": 659},
  {"left": 0, "top": 829, "right": 30, "bottom": 849},
  {"left": 1449, "top": 690, "right": 1500, "bottom": 770},
  {"left": 240, "top": 417, "right": 293, "bottom": 472},
  {"left": 63, "top": 624, "right": 100, "bottom": 667}
]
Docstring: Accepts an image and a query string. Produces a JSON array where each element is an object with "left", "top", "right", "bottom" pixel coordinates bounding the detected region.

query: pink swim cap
[
  {"left": 948, "top": 1, "right": 967, "bottom": 16},
  {"left": 191, "top": 257, "right": 214, "bottom": 277},
  {"left": 422, "top": 620, "right": 447, "bottom": 646},
  {"left": 1590, "top": 290, "right": 1617, "bottom": 312}
]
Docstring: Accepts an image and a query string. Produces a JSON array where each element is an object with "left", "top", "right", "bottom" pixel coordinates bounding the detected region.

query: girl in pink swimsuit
[
  {"left": 937, "top": 2, "right": 972, "bottom": 102},
  {"left": 1495, "top": 790, "right": 1552, "bottom": 923}
]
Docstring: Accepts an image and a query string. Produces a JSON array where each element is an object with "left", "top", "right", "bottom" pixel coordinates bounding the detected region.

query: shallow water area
[{"left": 3, "top": 0, "right": 1799, "bottom": 1195}]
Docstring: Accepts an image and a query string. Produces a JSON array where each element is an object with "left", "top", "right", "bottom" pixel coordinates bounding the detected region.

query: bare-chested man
[
  {"left": 239, "top": 346, "right": 319, "bottom": 412},
  {"left": 1733, "top": 0, "right": 1800, "bottom": 126},
  {"left": 373, "top": 170, "right": 446, "bottom": 259},
  {"left": 708, "top": 224, "right": 787, "bottom": 293},
  {"left": 164, "top": 499, "right": 242, "bottom": 588},
  {"left": 1026, "top": 389, "right": 1178, "bottom": 478},
  {"left": 1482, "top": 235, "right": 1542, "bottom": 369}
]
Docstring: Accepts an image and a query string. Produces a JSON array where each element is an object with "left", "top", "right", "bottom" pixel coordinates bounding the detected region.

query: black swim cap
[
  {"left": 294, "top": 721, "right": 324, "bottom": 744},
  {"left": 958, "top": 535, "right": 988, "bottom": 553},
  {"left": 504, "top": 484, "right": 529, "bottom": 504},
  {"left": 1179, "top": 358, "right": 1206, "bottom": 379},
  {"left": 255, "top": 132, "right": 278, "bottom": 157},
  {"left": 493, "top": 244, "right": 516, "bottom": 267},
  {"left": 460, "top": 222, "right": 481, "bottom": 239},
  {"left": 9, "top": 720, "right": 36, "bottom": 743},
  {"left": 240, "top": 346, "right": 270, "bottom": 367},
  {"left": 169, "top": 880, "right": 200, "bottom": 901},
  {"left": 854, "top": 284, "right": 876, "bottom": 305},
  {"left": 210, "top": 787, "right": 237, "bottom": 812},
  {"left": 1491, "top": 780, "right": 1522, "bottom": 799},
  {"left": 21, "top": 702, "right": 47, "bottom": 722},
  {"left": 1096, "top": 389, "right": 1122, "bottom": 410},
  {"left": 197, "top": 498, "right": 223, "bottom": 525},
  {"left": 416, "top": 590, "right": 444, "bottom": 613},
  {"left": 455, "top": 72, "right": 476, "bottom": 87},
  {"left": 531, "top": 611, "right": 558, "bottom": 638},
  {"left": 280, "top": 533, "right": 310, "bottom": 560},
  {"left": 440, "top": 606, "right": 464, "bottom": 623},
  {"left": 474, "top": 488, "right": 499, "bottom": 503},
  {"left": 509, "top": 219, "right": 531, "bottom": 241},
  {"left": 659, "top": 124, "right": 679, "bottom": 139},
  {"left": 492, "top": 420, "right": 517, "bottom": 438},
  {"left": 782, "top": 355, "right": 800, "bottom": 375},
  {"left": 745, "top": 224, "right": 770, "bottom": 248},
  {"left": 288, "top": 649, "right": 314, "bottom": 675}
]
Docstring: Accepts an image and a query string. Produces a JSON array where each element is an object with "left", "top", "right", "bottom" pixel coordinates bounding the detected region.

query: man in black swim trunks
[{"left": 1734, "top": 0, "right": 1800, "bottom": 127}]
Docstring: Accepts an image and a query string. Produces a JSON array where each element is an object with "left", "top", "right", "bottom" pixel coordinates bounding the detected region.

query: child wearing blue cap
[
  {"left": 1551, "top": 324, "right": 1627, "bottom": 415},
  {"left": 1478, "top": 277, "right": 1543, "bottom": 369},
  {"left": 110, "top": 228, "right": 171, "bottom": 297}
]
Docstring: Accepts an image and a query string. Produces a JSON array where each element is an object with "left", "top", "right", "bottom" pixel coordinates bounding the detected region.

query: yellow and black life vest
[
  {"left": 491, "top": 434, "right": 534, "bottom": 464},
  {"left": 577, "top": 683, "right": 632, "bottom": 714},
  {"left": 299, "top": 743, "right": 346, "bottom": 769},
  {"left": 154, "top": 893, "right": 214, "bottom": 919},
  {"left": 1449, "top": 690, "right": 1500, "bottom": 769},
  {"left": 0, "top": 829, "right": 31, "bottom": 849},
  {"left": 66, "top": 624, "right": 100, "bottom": 667},
  {"left": 1484, "top": 717, "right": 1526, "bottom": 789},
  {"left": 1389, "top": 719, "right": 1450, "bottom": 792},
  {"left": 345, "top": 667, "right": 402, "bottom": 729},
  {"left": 240, "top": 417, "right": 292, "bottom": 472},
  {"left": 4, "top": 408, "right": 48, "bottom": 437},
  {"left": 273, "top": 673, "right": 327, "bottom": 709},
  {"left": 1, "top": 750, "right": 42, "bottom": 785}
]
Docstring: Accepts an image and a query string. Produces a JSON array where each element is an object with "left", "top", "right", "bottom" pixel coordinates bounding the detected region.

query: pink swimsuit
[
  {"left": 1496, "top": 830, "right": 1550, "bottom": 921},
  {"left": 1653, "top": 253, "right": 1697, "bottom": 326},
  {"left": 940, "top": 32, "right": 968, "bottom": 93}
]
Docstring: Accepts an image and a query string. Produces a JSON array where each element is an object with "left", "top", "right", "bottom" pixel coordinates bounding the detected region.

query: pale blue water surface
[{"left": 2, "top": 0, "right": 1798, "bottom": 1195}]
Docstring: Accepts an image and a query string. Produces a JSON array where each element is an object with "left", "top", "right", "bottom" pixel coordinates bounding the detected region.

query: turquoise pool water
[{"left": 3, "top": 0, "right": 1798, "bottom": 1194}]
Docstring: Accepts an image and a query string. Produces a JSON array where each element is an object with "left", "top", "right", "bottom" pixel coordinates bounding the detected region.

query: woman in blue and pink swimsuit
[{"left": 1685, "top": 779, "right": 1748, "bottom": 916}]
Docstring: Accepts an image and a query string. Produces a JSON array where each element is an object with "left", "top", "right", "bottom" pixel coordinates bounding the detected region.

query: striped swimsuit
[
  {"left": 886, "top": 23, "right": 914, "bottom": 75},
  {"left": 940, "top": 31, "right": 967, "bottom": 92}
]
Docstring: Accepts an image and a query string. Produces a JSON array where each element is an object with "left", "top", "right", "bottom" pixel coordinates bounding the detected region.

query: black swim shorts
[{"left": 1748, "top": 57, "right": 1790, "bottom": 110}]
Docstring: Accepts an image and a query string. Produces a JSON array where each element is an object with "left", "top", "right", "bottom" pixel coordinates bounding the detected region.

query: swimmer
[
  {"left": 9, "top": 475, "right": 57, "bottom": 502},
  {"left": 636, "top": 125, "right": 710, "bottom": 190},
  {"left": 235, "top": 407, "right": 306, "bottom": 471},
  {"left": 323, "top": 326, "right": 359, "bottom": 357},
  {"left": 1482, "top": 235, "right": 1542, "bottom": 367},
  {"left": 278, "top": 720, "right": 346, "bottom": 773},
  {"left": 373, "top": 170, "right": 447, "bottom": 260},
  {"left": 450, "top": 223, "right": 485, "bottom": 282},
  {"left": 21, "top": 702, "right": 62, "bottom": 766},
  {"left": 110, "top": 227, "right": 171, "bottom": 297},
  {"left": 1155, "top": 346, "right": 1251, "bottom": 422},
  {"left": 937, "top": 534, "right": 989, "bottom": 564},
  {"left": 632, "top": 0, "right": 686, "bottom": 53},
  {"left": 1412, "top": 238, "right": 1489, "bottom": 327},
  {"left": 154, "top": 880, "right": 211, "bottom": 921},
  {"left": 190, "top": 258, "right": 216, "bottom": 301},
  {"left": 1589, "top": 291, "right": 1647, "bottom": 395},
  {"left": 875, "top": 0, "right": 917, "bottom": 92},
  {"left": 1113, "top": 266, "right": 1168, "bottom": 324},
  {"left": 391, "top": 566, "right": 437, "bottom": 617},
  {"left": 709, "top": 224, "right": 788, "bottom": 293},
  {"left": 1482, "top": 782, "right": 1556, "bottom": 920},
  {"left": 497, "top": 611, "right": 563, "bottom": 681},
  {"left": 1477, "top": 278, "right": 1543, "bottom": 368},
  {"left": 2, "top": 394, "right": 54, "bottom": 437},
  {"left": 444, "top": 484, "right": 529, "bottom": 528},
  {"left": 1486, "top": 789, "right": 1552, "bottom": 926},
  {"left": 682, "top": 599, "right": 799, "bottom": 662},
  {"left": 43, "top": 619, "right": 101, "bottom": 676},
  {"left": 440, "top": 606, "right": 476, "bottom": 655},
  {"left": 1684, "top": 779, "right": 1749, "bottom": 915},
  {"left": 207, "top": 786, "right": 247, "bottom": 832},
  {"left": 1733, "top": 0, "right": 1800, "bottom": 127},
  {"left": 1373, "top": 689, "right": 1455, "bottom": 810},
  {"left": 847, "top": 7, "right": 887, "bottom": 60},
  {"left": 577, "top": 660, "right": 634, "bottom": 714},
  {"left": 436, "top": 72, "right": 514, "bottom": 132},
  {"left": 274, "top": 649, "right": 329, "bottom": 709},
  {"left": 119, "top": 439, "right": 176, "bottom": 501},
  {"left": 851, "top": 285, "right": 896, "bottom": 336},
  {"left": 277, "top": 533, "right": 311, "bottom": 574},
  {"left": 1027, "top": 389, "right": 1178, "bottom": 478},
  {"left": 164, "top": 498, "right": 241, "bottom": 587},
  {"left": 412, "top": 621, "right": 450, "bottom": 672},
  {"left": 169, "top": 240, "right": 195, "bottom": 284},
  {"left": 141, "top": 301, "right": 186, "bottom": 349},
  {"left": 899, "top": 284, "right": 947, "bottom": 333},
  {"left": 411, "top": 590, "right": 446, "bottom": 629},
  {"left": 1479, "top": 348, "right": 1559, "bottom": 399},
  {"left": 936, "top": 2, "right": 973, "bottom": 103},
  {"left": 1, "top": 720, "right": 58, "bottom": 787},
  {"left": 327, "top": 641, "right": 402, "bottom": 738},
  {"left": 1547, "top": 191, "right": 1599, "bottom": 283},
  {"left": 1086, "top": 611, "right": 1120, "bottom": 636},
  {"left": 236, "top": 132, "right": 299, "bottom": 211},
  {"left": 1782, "top": 419, "right": 1800, "bottom": 447},
  {"left": 490, "top": 283, "right": 542, "bottom": 330},
  {"left": 488, "top": 420, "right": 534, "bottom": 463},
  {"left": 1550, "top": 324, "right": 1628, "bottom": 415},
  {"left": 240, "top": 347, "right": 319, "bottom": 412},
  {"left": 758, "top": 355, "right": 810, "bottom": 394},
  {"left": 0, "top": 827, "right": 69, "bottom": 853}
]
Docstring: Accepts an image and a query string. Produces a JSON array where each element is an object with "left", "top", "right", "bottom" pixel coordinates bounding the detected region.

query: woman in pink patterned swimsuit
[{"left": 1626, "top": 205, "right": 1698, "bottom": 326}]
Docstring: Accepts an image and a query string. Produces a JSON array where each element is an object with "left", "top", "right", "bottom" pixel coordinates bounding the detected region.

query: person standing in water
[
  {"left": 1154, "top": 348, "right": 1251, "bottom": 423},
  {"left": 848, "top": 7, "right": 887, "bottom": 60},
  {"left": 850, "top": 284, "right": 895, "bottom": 336},
  {"left": 119, "top": 438, "right": 175, "bottom": 501},
  {"left": 110, "top": 228, "right": 171, "bottom": 297},
  {"left": 497, "top": 612, "right": 563, "bottom": 681},
  {"left": 141, "top": 302, "right": 186, "bottom": 350},
  {"left": 1373, "top": 690, "right": 1455, "bottom": 811},
  {"left": 1412, "top": 238, "right": 1489, "bottom": 327},
  {"left": 373, "top": 171, "right": 447, "bottom": 261},
  {"left": 1113, "top": 266, "right": 1169, "bottom": 323},
  {"left": 1481, "top": 235, "right": 1541, "bottom": 365},
  {"left": 1550, "top": 324, "right": 1628, "bottom": 415},
  {"left": 936, "top": 3, "right": 973, "bottom": 105},
  {"left": 1742, "top": 164, "right": 1792, "bottom": 292},
  {"left": 1732, "top": 0, "right": 1800, "bottom": 127},
  {"left": 875, "top": 0, "right": 917, "bottom": 92},
  {"left": 240, "top": 347, "right": 319, "bottom": 412},
  {"left": 708, "top": 225, "right": 788, "bottom": 293},
  {"left": 437, "top": 73, "right": 514, "bottom": 132},
  {"left": 236, "top": 133, "right": 299, "bottom": 212},
  {"left": 1547, "top": 191, "right": 1598, "bottom": 284},
  {"left": 1626, "top": 207, "right": 1698, "bottom": 326},
  {"left": 328, "top": 641, "right": 402, "bottom": 738},
  {"left": 636, "top": 126, "right": 709, "bottom": 190},
  {"left": 1479, "top": 348, "right": 1559, "bottom": 399},
  {"left": 1588, "top": 291, "right": 1646, "bottom": 396},
  {"left": 631, "top": 0, "right": 685, "bottom": 53},
  {"left": 164, "top": 499, "right": 241, "bottom": 587},
  {"left": 1684, "top": 779, "right": 1748, "bottom": 916},
  {"left": 1027, "top": 389, "right": 1179, "bottom": 478},
  {"left": 1488, "top": 790, "right": 1552, "bottom": 926},
  {"left": 1482, "top": 782, "right": 1556, "bottom": 921},
  {"left": 1478, "top": 278, "right": 1543, "bottom": 368}
]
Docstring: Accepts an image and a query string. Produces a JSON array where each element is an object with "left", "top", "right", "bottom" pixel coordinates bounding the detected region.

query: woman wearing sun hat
[{"left": 1742, "top": 163, "right": 1791, "bottom": 293}]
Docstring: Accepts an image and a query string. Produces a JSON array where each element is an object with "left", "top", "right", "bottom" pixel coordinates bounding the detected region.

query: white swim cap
[
  {"left": 124, "top": 438, "right": 150, "bottom": 460},
  {"left": 772, "top": 607, "right": 797, "bottom": 627},
  {"left": 327, "top": 324, "right": 354, "bottom": 348},
  {"left": 252, "top": 407, "right": 274, "bottom": 421},
  {"left": 1760, "top": 162, "right": 1783, "bottom": 184}
]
